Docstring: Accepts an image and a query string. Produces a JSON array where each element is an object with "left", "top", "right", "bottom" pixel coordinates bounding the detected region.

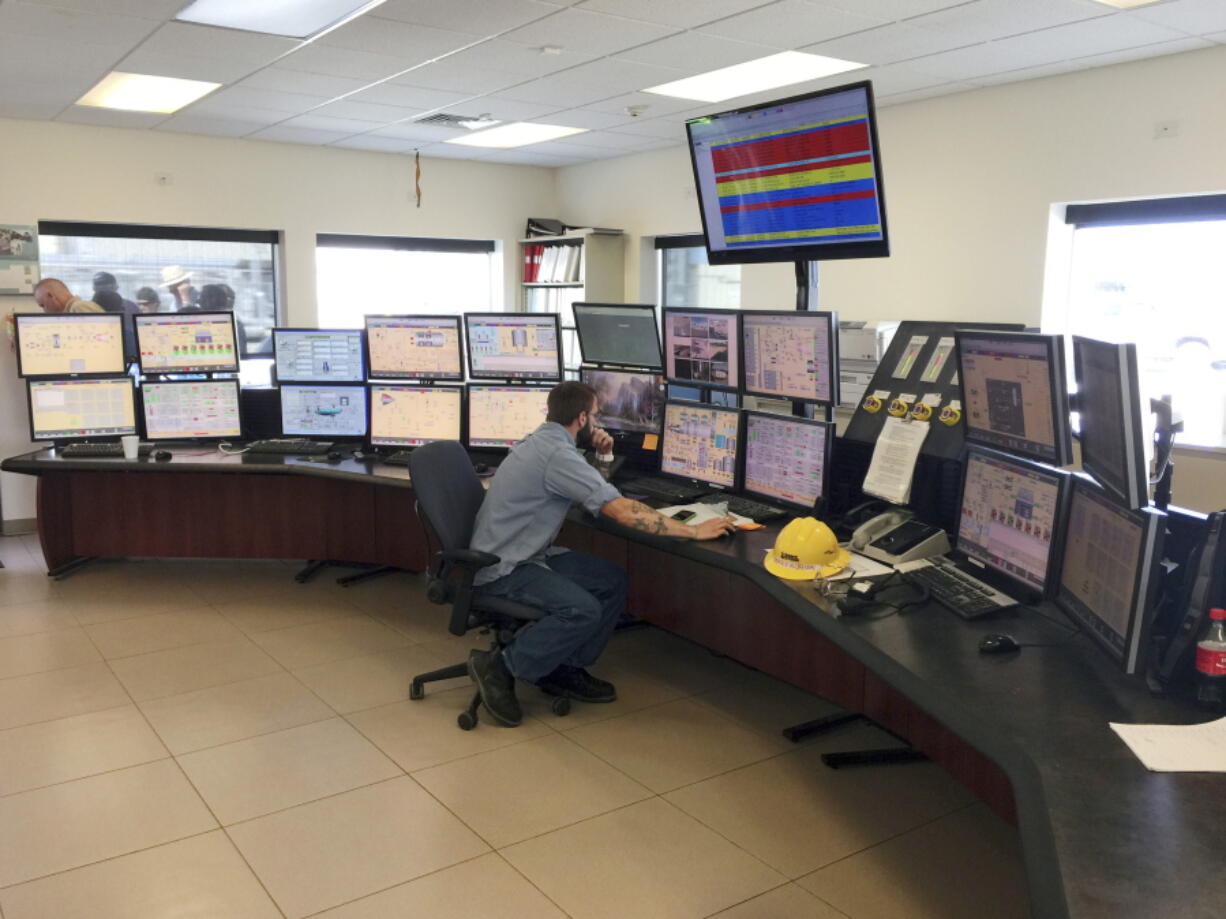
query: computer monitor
[
  {"left": 1055, "top": 474, "right": 1165, "bottom": 674},
  {"left": 140, "top": 379, "right": 243, "bottom": 441},
  {"left": 1072, "top": 336, "right": 1148, "bottom": 510},
  {"left": 280, "top": 383, "right": 368, "bottom": 439},
  {"left": 369, "top": 384, "right": 463, "bottom": 447},
  {"left": 956, "top": 446, "right": 1069, "bottom": 601},
  {"left": 365, "top": 315, "right": 464, "bottom": 381},
  {"left": 580, "top": 368, "right": 665, "bottom": 435},
  {"left": 273, "top": 328, "right": 365, "bottom": 383},
  {"left": 134, "top": 312, "right": 240, "bottom": 374},
  {"left": 466, "top": 384, "right": 550, "bottom": 448},
  {"left": 27, "top": 377, "right": 137, "bottom": 442},
  {"left": 464, "top": 313, "right": 562, "bottom": 381},
  {"left": 662, "top": 308, "right": 739, "bottom": 390},
  {"left": 742, "top": 411, "right": 833, "bottom": 512},
  {"left": 573, "top": 303, "right": 663, "bottom": 370},
  {"left": 741, "top": 311, "right": 838, "bottom": 404},
  {"left": 14, "top": 313, "right": 127, "bottom": 378},
  {"left": 659, "top": 400, "right": 740, "bottom": 490},
  {"left": 955, "top": 330, "right": 1073, "bottom": 466}
]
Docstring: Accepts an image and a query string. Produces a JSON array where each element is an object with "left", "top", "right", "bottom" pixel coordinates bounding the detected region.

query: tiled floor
[{"left": 0, "top": 534, "right": 1030, "bottom": 919}]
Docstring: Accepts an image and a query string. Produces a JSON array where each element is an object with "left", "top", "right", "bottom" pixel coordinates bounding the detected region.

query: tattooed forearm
[
  {"left": 625, "top": 500, "right": 671, "bottom": 535},
  {"left": 602, "top": 497, "right": 692, "bottom": 538}
]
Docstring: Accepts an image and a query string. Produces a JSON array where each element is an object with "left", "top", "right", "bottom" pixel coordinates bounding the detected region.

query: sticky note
[{"left": 642, "top": 433, "right": 659, "bottom": 451}]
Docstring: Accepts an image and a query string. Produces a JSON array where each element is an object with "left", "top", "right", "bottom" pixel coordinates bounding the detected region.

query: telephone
[{"left": 851, "top": 509, "right": 950, "bottom": 566}]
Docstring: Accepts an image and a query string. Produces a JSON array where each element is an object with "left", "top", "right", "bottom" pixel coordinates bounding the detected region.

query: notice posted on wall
[{"left": 0, "top": 225, "right": 39, "bottom": 295}]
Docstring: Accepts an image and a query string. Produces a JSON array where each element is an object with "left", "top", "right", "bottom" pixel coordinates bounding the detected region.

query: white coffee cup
[{"left": 121, "top": 435, "right": 140, "bottom": 460}]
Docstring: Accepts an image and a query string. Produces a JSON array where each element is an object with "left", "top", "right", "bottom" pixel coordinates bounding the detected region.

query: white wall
[
  {"left": 0, "top": 118, "right": 557, "bottom": 524},
  {"left": 555, "top": 43, "right": 1226, "bottom": 513}
]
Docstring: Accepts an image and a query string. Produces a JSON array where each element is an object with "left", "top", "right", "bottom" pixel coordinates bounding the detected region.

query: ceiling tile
[
  {"left": 384, "top": 60, "right": 522, "bottom": 95},
  {"left": 557, "top": 129, "right": 663, "bottom": 149},
  {"left": 249, "top": 124, "right": 351, "bottom": 145},
  {"left": 329, "top": 133, "right": 422, "bottom": 153},
  {"left": 855, "top": 62, "right": 960, "bottom": 95},
  {"left": 135, "top": 21, "right": 300, "bottom": 65},
  {"left": 444, "top": 96, "right": 561, "bottom": 121},
  {"left": 375, "top": 0, "right": 565, "bottom": 35},
  {"left": 417, "top": 141, "right": 498, "bottom": 159},
  {"left": 877, "top": 80, "right": 977, "bottom": 106},
  {"left": 0, "top": 98, "right": 67, "bottom": 119},
  {"left": 197, "top": 85, "right": 329, "bottom": 115},
  {"left": 17, "top": 0, "right": 185, "bottom": 15},
  {"left": 604, "top": 114, "right": 692, "bottom": 138},
  {"left": 698, "top": 0, "right": 888, "bottom": 48},
  {"left": 501, "top": 7, "right": 678, "bottom": 56},
  {"left": 496, "top": 76, "right": 614, "bottom": 108},
  {"left": 278, "top": 114, "right": 378, "bottom": 135},
  {"left": 436, "top": 39, "right": 594, "bottom": 76},
  {"left": 0, "top": 1, "right": 161, "bottom": 46},
  {"left": 57, "top": 105, "right": 167, "bottom": 129},
  {"left": 820, "top": 0, "right": 980, "bottom": 19},
  {"left": 155, "top": 113, "right": 264, "bottom": 136},
  {"left": 543, "top": 107, "right": 639, "bottom": 129},
  {"left": 614, "top": 32, "right": 776, "bottom": 70},
  {"left": 971, "top": 35, "right": 1214, "bottom": 86},
  {"left": 1129, "top": 0, "right": 1226, "bottom": 36},
  {"left": 349, "top": 83, "right": 474, "bottom": 110},
  {"left": 312, "top": 99, "right": 422, "bottom": 123},
  {"left": 803, "top": 21, "right": 978, "bottom": 65},
  {"left": 582, "top": 90, "right": 698, "bottom": 116},
  {"left": 277, "top": 43, "right": 418, "bottom": 81},
  {"left": 903, "top": 0, "right": 1113, "bottom": 46},
  {"left": 989, "top": 13, "right": 1190, "bottom": 63},
  {"left": 576, "top": 0, "right": 776, "bottom": 29},
  {"left": 498, "top": 57, "right": 687, "bottom": 107},
  {"left": 480, "top": 148, "right": 587, "bottom": 165},
  {"left": 0, "top": 34, "right": 122, "bottom": 89},
  {"left": 369, "top": 122, "right": 467, "bottom": 142},
  {"left": 317, "top": 15, "right": 477, "bottom": 61},
  {"left": 114, "top": 49, "right": 262, "bottom": 85},
  {"left": 239, "top": 68, "right": 369, "bottom": 98},
  {"left": 186, "top": 99, "right": 301, "bottom": 125}
]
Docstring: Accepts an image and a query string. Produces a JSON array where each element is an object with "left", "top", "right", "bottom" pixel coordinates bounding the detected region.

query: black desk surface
[{"left": 4, "top": 448, "right": 1223, "bottom": 919}]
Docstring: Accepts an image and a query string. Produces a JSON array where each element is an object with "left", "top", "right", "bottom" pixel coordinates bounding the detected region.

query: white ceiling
[{"left": 1, "top": 0, "right": 1223, "bottom": 166}]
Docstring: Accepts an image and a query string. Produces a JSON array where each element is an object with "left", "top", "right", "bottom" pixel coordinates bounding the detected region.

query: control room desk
[{"left": 3, "top": 449, "right": 1222, "bottom": 919}]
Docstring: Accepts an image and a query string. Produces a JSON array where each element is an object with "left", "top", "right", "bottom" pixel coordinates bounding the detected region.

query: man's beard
[{"left": 576, "top": 421, "right": 595, "bottom": 449}]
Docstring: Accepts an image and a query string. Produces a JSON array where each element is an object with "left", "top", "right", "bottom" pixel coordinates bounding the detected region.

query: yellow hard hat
[{"left": 764, "top": 517, "right": 850, "bottom": 581}]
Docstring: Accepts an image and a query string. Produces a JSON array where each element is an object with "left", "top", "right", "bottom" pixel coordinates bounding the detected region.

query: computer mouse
[
  {"left": 473, "top": 463, "right": 491, "bottom": 475},
  {"left": 979, "top": 633, "right": 1021, "bottom": 655},
  {"left": 326, "top": 451, "right": 343, "bottom": 463},
  {"left": 152, "top": 449, "right": 173, "bottom": 462}
]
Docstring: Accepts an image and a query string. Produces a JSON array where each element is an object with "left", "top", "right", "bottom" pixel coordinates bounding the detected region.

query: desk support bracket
[
  {"left": 47, "top": 555, "right": 99, "bottom": 580},
  {"left": 294, "top": 560, "right": 399, "bottom": 586},
  {"left": 782, "top": 711, "right": 929, "bottom": 769}
]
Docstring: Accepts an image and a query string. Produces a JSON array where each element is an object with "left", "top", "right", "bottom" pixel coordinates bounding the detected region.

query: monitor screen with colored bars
[
  {"left": 660, "top": 401, "right": 739, "bottom": 489},
  {"left": 134, "top": 312, "right": 239, "bottom": 374},
  {"left": 365, "top": 315, "right": 464, "bottom": 380},
  {"left": 15, "top": 313, "right": 127, "bottom": 378},
  {"left": 467, "top": 385, "right": 550, "bottom": 448},
  {"left": 28, "top": 377, "right": 136, "bottom": 441},
  {"left": 141, "top": 380, "right": 242, "bottom": 440},
  {"left": 370, "top": 385, "right": 462, "bottom": 447}
]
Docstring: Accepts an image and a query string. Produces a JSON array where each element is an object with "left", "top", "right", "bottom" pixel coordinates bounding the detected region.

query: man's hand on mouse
[
  {"left": 590, "top": 427, "right": 613, "bottom": 456},
  {"left": 691, "top": 516, "right": 737, "bottom": 540}
]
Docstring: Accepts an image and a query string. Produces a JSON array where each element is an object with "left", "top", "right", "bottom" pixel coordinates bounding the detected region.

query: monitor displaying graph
[
  {"left": 135, "top": 312, "right": 239, "bottom": 374},
  {"left": 370, "top": 385, "right": 463, "bottom": 447},
  {"left": 365, "top": 315, "right": 464, "bottom": 380},
  {"left": 141, "top": 380, "right": 242, "bottom": 440},
  {"left": 15, "top": 313, "right": 127, "bottom": 378},
  {"left": 467, "top": 385, "right": 550, "bottom": 448},
  {"left": 280, "top": 384, "right": 368, "bottom": 438},
  {"left": 28, "top": 377, "right": 136, "bottom": 441}
]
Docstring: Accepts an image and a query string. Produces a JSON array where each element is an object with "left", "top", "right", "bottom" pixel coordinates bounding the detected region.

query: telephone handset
[
  {"left": 852, "top": 509, "right": 913, "bottom": 551},
  {"left": 851, "top": 509, "right": 950, "bottom": 565}
]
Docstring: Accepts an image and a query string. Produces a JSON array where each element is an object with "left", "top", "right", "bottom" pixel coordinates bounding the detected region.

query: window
[
  {"left": 316, "top": 234, "right": 498, "bottom": 328},
  {"left": 38, "top": 221, "right": 280, "bottom": 357},
  {"left": 1051, "top": 196, "right": 1226, "bottom": 448},
  {"left": 657, "top": 235, "right": 741, "bottom": 310}
]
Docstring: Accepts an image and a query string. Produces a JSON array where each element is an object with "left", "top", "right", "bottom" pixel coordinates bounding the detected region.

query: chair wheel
[
  {"left": 457, "top": 711, "right": 478, "bottom": 730},
  {"left": 409, "top": 682, "right": 424, "bottom": 701},
  {"left": 551, "top": 697, "right": 571, "bottom": 717}
]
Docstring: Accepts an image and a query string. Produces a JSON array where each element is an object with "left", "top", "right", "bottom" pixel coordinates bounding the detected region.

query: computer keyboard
[
  {"left": 697, "top": 494, "right": 788, "bottom": 522},
  {"left": 381, "top": 451, "right": 412, "bottom": 466},
  {"left": 59, "top": 442, "right": 153, "bottom": 458},
  {"left": 617, "top": 475, "right": 709, "bottom": 504},
  {"left": 903, "top": 559, "right": 1018, "bottom": 619},
  {"left": 245, "top": 438, "right": 335, "bottom": 456}
]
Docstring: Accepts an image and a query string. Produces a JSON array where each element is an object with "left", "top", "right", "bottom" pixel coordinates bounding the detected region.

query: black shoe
[
  {"left": 467, "top": 650, "right": 522, "bottom": 727},
  {"left": 536, "top": 665, "right": 617, "bottom": 703}
]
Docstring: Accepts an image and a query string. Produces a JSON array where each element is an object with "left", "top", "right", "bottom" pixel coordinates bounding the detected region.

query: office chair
[{"left": 406, "top": 440, "right": 571, "bottom": 730}]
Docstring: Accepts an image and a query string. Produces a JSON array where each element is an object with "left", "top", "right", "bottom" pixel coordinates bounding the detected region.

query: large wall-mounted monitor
[
  {"left": 1056, "top": 475, "right": 1165, "bottom": 674},
  {"left": 280, "top": 383, "right": 368, "bottom": 439},
  {"left": 1073, "top": 336, "right": 1148, "bottom": 510},
  {"left": 27, "top": 377, "right": 136, "bottom": 442},
  {"left": 573, "top": 303, "right": 663, "bottom": 370},
  {"left": 659, "top": 400, "right": 739, "bottom": 490},
  {"left": 464, "top": 313, "right": 562, "bottom": 382},
  {"left": 273, "top": 328, "right": 365, "bottom": 383},
  {"left": 466, "top": 384, "right": 550, "bottom": 448},
  {"left": 15, "top": 313, "right": 127, "bottom": 378},
  {"left": 685, "top": 80, "right": 889, "bottom": 266},
  {"left": 956, "top": 330, "right": 1073, "bottom": 466},
  {"left": 141, "top": 379, "right": 243, "bottom": 441},
  {"left": 135, "top": 312, "right": 239, "bottom": 374},
  {"left": 956, "top": 446, "right": 1069, "bottom": 602},
  {"left": 369, "top": 384, "right": 463, "bottom": 448},
  {"left": 662, "top": 308, "right": 739, "bottom": 391},
  {"left": 741, "top": 310, "right": 838, "bottom": 404},
  {"left": 580, "top": 368, "right": 665, "bottom": 436},
  {"left": 365, "top": 315, "right": 464, "bottom": 381},
  {"left": 742, "top": 411, "right": 833, "bottom": 513}
]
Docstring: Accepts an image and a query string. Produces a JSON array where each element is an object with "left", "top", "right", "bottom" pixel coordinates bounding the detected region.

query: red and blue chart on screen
[{"left": 688, "top": 85, "right": 885, "bottom": 257}]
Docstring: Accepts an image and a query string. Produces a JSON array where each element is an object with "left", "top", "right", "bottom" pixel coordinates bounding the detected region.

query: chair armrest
[{"left": 441, "top": 548, "right": 500, "bottom": 570}]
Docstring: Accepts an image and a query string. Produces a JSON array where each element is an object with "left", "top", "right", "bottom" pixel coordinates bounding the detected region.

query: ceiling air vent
[{"left": 415, "top": 112, "right": 499, "bottom": 129}]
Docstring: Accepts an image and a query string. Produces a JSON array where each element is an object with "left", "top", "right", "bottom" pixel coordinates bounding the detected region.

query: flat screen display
[
  {"left": 467, "top": 385, "right": 550, "bottom": 448},
  {"left": 743, "top": 412, "right": 831, "bottom": 509},
  {"left": 741, "top": 311, "right": 837, "bottom": 403},
  {"left": 1073, "top": 336, "right": 1148, "bottom": 510},
  {"left": 465, "top": 313, "right": 562, "bottom": 381},
  {"left": 580, "top": 368, "right": 665, "bottom": 435},
  {"left": 135, "top": 312, "right": 239, "bottom": 374},
  {"left": 662, "top": 308, "right": 739, "bottom": 390},
  {"left": 370, "top": 385, "right": 462, "bottom": 447},
  {"left": 141, "top": 380, "right": 242, "bottom": 440},
  {"left": 15, "top": 313, "right": 126, "bottom": 378},
  {"left": 280, "top": 384, "right": 367, "bottom": 438},
  {"left": 28, "top": 377, "right": 136, "bottom": 441},
  {"left": 573, "top": 303, "right": 663, "bottom": 370},
  {"left": 365, "top": 315, "right": 464, "bottom": 380},
  {"left": 273, "top": 328, "right": 365, "bottom": 383},
  {"left": 686, "top": 81, "right": 889, "bottom": 266},
  {"left": 660, "top": 401, "right": 739, "bottom": 489}
]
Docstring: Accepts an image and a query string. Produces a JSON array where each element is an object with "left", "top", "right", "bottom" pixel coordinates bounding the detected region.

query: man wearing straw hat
[{"left": 161, "top": 265, "right": 197, "bottom": 310}]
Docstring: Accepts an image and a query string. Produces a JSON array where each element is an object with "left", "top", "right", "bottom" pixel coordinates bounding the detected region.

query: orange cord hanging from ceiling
[{"left": 414, "top": 150, "right": 422, "bottom": 208}]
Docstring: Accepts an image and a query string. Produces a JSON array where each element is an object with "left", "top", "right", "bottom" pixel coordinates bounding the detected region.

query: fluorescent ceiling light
[
  {"left": 176, "top": 0, "right": 387, "bottom": 39},
  {"left": 446, "top": 122, "right": 587, "bottom": 149},
  {"left": 1090, "top": 0, "right": 1162, "bottom": 8},
  {"left": 76, "top": 72, "right": 219, "bottom": 113},
  {"left": 644, "top": 51, "right": 866, "bottom": 103}
]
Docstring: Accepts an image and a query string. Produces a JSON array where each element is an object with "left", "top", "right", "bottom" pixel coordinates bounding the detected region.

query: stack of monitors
[
  {"left": 365, "top": 315, "right": 464, "bottom": 381},
  {"left": 135, "top": 312, "right": 240, "bottom": 374}
]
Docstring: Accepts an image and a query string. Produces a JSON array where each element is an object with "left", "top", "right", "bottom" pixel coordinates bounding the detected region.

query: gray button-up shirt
[{"left": 471, "top": 422, "right": 622, "bottom": 586}]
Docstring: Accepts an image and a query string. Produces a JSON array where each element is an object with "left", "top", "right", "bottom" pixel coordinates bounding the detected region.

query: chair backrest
[{"left": 408, "top": 440, "right": 485, "bottom": 553}]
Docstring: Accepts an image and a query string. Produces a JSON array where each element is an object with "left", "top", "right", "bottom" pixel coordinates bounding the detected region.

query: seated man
[{"left": 467, "top": 380, "right": 735, "bottom": 727}]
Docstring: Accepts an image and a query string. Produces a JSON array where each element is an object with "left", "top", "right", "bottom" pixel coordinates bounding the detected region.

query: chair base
[{"left": 782, "top": 712, "right": 928, "bottom": 769}]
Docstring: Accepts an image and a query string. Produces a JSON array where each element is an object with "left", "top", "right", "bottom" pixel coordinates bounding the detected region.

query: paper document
[
  {"left": 658, "top": 503, "right": 754, "bottom": 528},
  {"left": 1110, "top": 716, "right": 1226, "bottom": 772},
  {"left": 862, "top": 416, "right": 929, "bottom": 504},
  {"left": 823, "top": 550, "right": 895, "bottom": 582}
]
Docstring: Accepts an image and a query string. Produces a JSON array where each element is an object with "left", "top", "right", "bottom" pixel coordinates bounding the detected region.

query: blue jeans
[{"left": 476, "top": 551, "right": 627, "bottom": 683}]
